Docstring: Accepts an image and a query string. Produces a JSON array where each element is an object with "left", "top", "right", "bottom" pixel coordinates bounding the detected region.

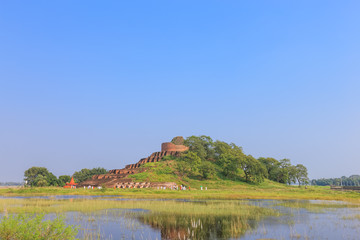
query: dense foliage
[
  {"left": 24, "top": 167, "right": 64, "bottom": 187},
  {"left": 72, "top": 167, "right": 107, "bottom": 183},
  {"left": 311, "top": 175, "right": 360, "bottom": 186},
  {"left": 173, "top": 135, "right": 309, "bottom": 185},
  {"left": 24, "top": 167, "right": 107, "bottom": 187}
]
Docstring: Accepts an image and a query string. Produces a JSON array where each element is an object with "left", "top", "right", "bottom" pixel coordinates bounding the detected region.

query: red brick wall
[{"left": 161, "top": 142, "right": 189, "bottom": 152}]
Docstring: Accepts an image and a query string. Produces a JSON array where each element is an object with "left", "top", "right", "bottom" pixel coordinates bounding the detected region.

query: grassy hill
[
  {"left": 127, "top": 160, "right": 299, "bottom": 188},
  {"left": 1, "top": 160, "right": 359, "bottom": 202}
]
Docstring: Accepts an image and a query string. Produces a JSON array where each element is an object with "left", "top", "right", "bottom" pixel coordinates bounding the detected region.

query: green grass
[
  {"left": 0, "top": 214, "right": 77, "bottom": 240},
  {"left": 1, "top": 183, "right": 359, "bottom": 203},
  {"left": 0, "top": 197, "right": 282, "bottom": 240},
  {"left": 2, "top": 160, "right": 360, "bottom": 203},
  {"left": 129, "top": 161, "right": 182, "bottom": 183},
  {"left": 0, "top": 198, "right": 277, "bottom": 216},
  {"left": 274, "top": 200, "right": 360, "bottom": 213},
  {"left": 342, "top": 214, "right": 360, "bottom": 220},
  {"left": 0, "top": 198, "right": 280, "bottom": 239}
]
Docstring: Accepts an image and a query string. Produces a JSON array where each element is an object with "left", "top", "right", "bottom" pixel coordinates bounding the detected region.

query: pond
[{"left": 1, "top": 196, "right": 360, "bottom": 239}]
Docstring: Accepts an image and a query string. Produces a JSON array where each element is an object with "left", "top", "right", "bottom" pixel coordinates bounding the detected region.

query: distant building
[{"left": 64, "top": 177, "right": 78, "bottom": 188}]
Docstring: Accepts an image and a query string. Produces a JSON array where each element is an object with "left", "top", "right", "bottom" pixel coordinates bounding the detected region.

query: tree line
[
  {"left": 171, "top": 135, "right": 309, "bottom": 185},
  {"left": 311, "top": 175, "right": 360, "bottom": 186},
  {"left": 24, "top": 167, "right": 107, "bottom": 187}
]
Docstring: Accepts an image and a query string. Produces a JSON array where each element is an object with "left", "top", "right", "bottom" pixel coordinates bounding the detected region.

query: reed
[
  {"left": 0, "top": 214, "right": 77, "bottom": 240},
  {"left": 0, "top": 198, "right": 278, "bottom": 217},
  {"left": 1, "top": 182, "right": 359, "bottom": 203},
  {"left": 274, "top": 200, "right": 360, "bottom": 213}
]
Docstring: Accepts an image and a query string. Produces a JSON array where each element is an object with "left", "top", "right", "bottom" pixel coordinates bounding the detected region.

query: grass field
[
  {"left": 1, "top": 182, "right": 359, "bottom": 240},
  {"left": 1, "top": 180, "right": 359, "bottom": 203}
]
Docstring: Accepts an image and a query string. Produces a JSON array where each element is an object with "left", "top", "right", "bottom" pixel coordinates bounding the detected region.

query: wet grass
[
  {"left": 1, "top": 197, "right": 360, "bottom": 239},
  {"left": 342, "top": 214, "right": 360, "bottom": 220},
  {"left": 0, "top": 214, "right": 78, "bottom": 240},
  {"left": 0, "top": 198, "right": 281, "bottom": 239},
  {"left": 274, "top": 200, "right": 360, "bottom": 213},
  {"left": 1, "top": 182, "right": 360, "bottom": 203},
  {"left": 0, "top": 198, "right": 278, "bottom": 217}
]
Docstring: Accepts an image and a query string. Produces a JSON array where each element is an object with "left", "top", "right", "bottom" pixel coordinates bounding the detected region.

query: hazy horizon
[{"left": 1, "top": 1, "right": 359, "bottom": 182}]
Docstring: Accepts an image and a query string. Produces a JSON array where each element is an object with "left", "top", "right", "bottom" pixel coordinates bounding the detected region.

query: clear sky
[{"left": 0, "top": 1, "right": 359, "bottom": 182}]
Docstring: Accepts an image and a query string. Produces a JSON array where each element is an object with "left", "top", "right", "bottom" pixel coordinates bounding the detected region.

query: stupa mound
[{"left": 78, "top": 137, "right": 188, "bottom": 188}]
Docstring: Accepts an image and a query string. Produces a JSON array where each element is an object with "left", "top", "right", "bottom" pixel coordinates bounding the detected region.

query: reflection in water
[
  {"left": 140, "top": 213, "right": 257, "bottom": 240},
  {"left": 73, "top": 199, "right": 360, "bottom": 240},
  {"left": 2, "top": 196, "right": 360, "bottom": 239}
]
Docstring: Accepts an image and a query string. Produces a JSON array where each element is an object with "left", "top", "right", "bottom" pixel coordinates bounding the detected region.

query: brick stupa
[{"left": 78, "top": 137, "right": 189, "bottom": 189}]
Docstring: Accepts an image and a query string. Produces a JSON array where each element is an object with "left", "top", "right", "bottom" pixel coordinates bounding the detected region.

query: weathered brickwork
[{"left": 78, "top": 137, "right": 188, "bottom": 188}]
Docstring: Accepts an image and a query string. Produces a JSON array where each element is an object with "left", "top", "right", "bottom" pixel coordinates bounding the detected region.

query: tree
[
  {"left": 275, "top": 159, "right": 292, "bottom": 184},
  {"left": 293, "top": 164, "right": 309, "bottom": 186},
  {"left": 90, "top": 167, "right": 107, "bottom": 175},
  {"left": 175, "top": 161, "right": 190, "bottom": 177},
  {"left": 213, "top": 141, "right": 233, "bottom": 159},
  {"left": 240, "top": 155, "right": 267, "bottom": 183},
  {"left": 73, "top": 167, "right": 107, "bottom": 183},
  {"left": 198, "top": 161, "right": 216, "bottom": 179},
  {"left": 35, "top": 175, "right": 48, "bottom": 187},
  {"left": 184, "top": 135, "right": 214, "bottom": 161},
  {"left": 218, "top": 152, "right": 242, "bottom": 180},
  {"left": 182, "top": 152, "right": 202, "bottom": 177},
  {"left": 24, "top": 167, "right": 51, "bottom": 187},
  {"left": 215, "top": 142, "right": 245, "bottom": 180},
  {"left": 58, "top": 175, "right": 71, "bottom": 186},
  {"left": 258, "top": 157, "right": 279, "bottom": 180},
  {"left": 73, "top": 168, "right": 91, "bottom": 183},
  {"left": 47, "top": 172, "right": 60, "bottom": 186}
]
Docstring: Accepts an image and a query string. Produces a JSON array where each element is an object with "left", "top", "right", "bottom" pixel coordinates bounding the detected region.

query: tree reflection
[{"left": 139, "top": 213, "right": 258, "bottom": 240}]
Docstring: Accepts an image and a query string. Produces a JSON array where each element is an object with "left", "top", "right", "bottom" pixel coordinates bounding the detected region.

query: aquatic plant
[
  {"left": 0, "top": 214, "right": 77, "bottom": 240},
  {"left": 274, "top": 200, "right": 360, "bottom": 213}
]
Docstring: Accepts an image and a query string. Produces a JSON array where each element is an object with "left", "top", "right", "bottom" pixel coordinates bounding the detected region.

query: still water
[
  {"left": 2, "top": 196, "right": 360, "bottom": 239},
  {"left": 64, "top": 198, "right": 360, "bottom": 239}
]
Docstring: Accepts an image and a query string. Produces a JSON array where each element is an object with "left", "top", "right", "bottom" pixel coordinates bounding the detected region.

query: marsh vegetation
[{"left": 1, "top": 196, "right": 360, "bottom": 239}]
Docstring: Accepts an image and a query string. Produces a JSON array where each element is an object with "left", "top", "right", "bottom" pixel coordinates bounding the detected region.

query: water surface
[{"left": 2, "top": 196, "right": 360, "bottom": 239}]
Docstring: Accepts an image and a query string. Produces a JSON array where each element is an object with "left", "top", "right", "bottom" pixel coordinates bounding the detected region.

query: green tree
[
  {"left": 47, "top": 172, "right": 60, "bottom": 186},
  {"left": 73, "top": 168, "right": 91, "bottom": 183},
  {"left": 218, "top": 153, "right": 242, "bottom": 180},
  {"left": 184, "top": 135, "right": 214, "bottom": 161},
  {"left": 293, "top": 164, "right": 309, "bottom": 186},
  {"left": 275, "top": 159, "right": 292, "bottom": 184},
  {"left": 216, "top": 142, "right": 245, "bottom": 180},
  {"left": 240, "top": 155, "right": 267, "bottom": 183},
  {"left": 198, "top": 161, "right": 216, "bottom": 179},
  {"left": 34, "top": 175, "right": 48, "bottom": 187},
  {"left": 175, "top": 161, "right": 190, "bottom": 177},
  {"left": 213, "top": 141, "right": 233, "bottom": 158},
  {"left": 183, "top": 152, "right": 202, "bottom": 177},
  {"left": 24, "top": 167, "right": 51, "bottom": 187},
  {"left": 258, "top": 157, "right": 279, "bottom": 180},
  {"left": 58, "top": 175, "right": 71, "bottom": 186},
  {"left": 73, "top": 167, "right": 107, "bottom": 183}
]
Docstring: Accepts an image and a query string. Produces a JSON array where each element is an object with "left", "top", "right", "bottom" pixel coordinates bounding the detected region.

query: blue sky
[{"left": 0, "top": 1, "right": 359, "bottom": 182}]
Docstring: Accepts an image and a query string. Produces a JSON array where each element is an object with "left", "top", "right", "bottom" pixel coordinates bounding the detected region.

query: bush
[{"left": 0, "top": 214, "right": 78, "bottom": 240}]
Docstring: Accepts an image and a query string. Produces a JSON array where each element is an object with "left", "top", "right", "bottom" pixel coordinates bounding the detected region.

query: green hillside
[{"left": 127, "top": 135, "right": 309, "bottom": 187}]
